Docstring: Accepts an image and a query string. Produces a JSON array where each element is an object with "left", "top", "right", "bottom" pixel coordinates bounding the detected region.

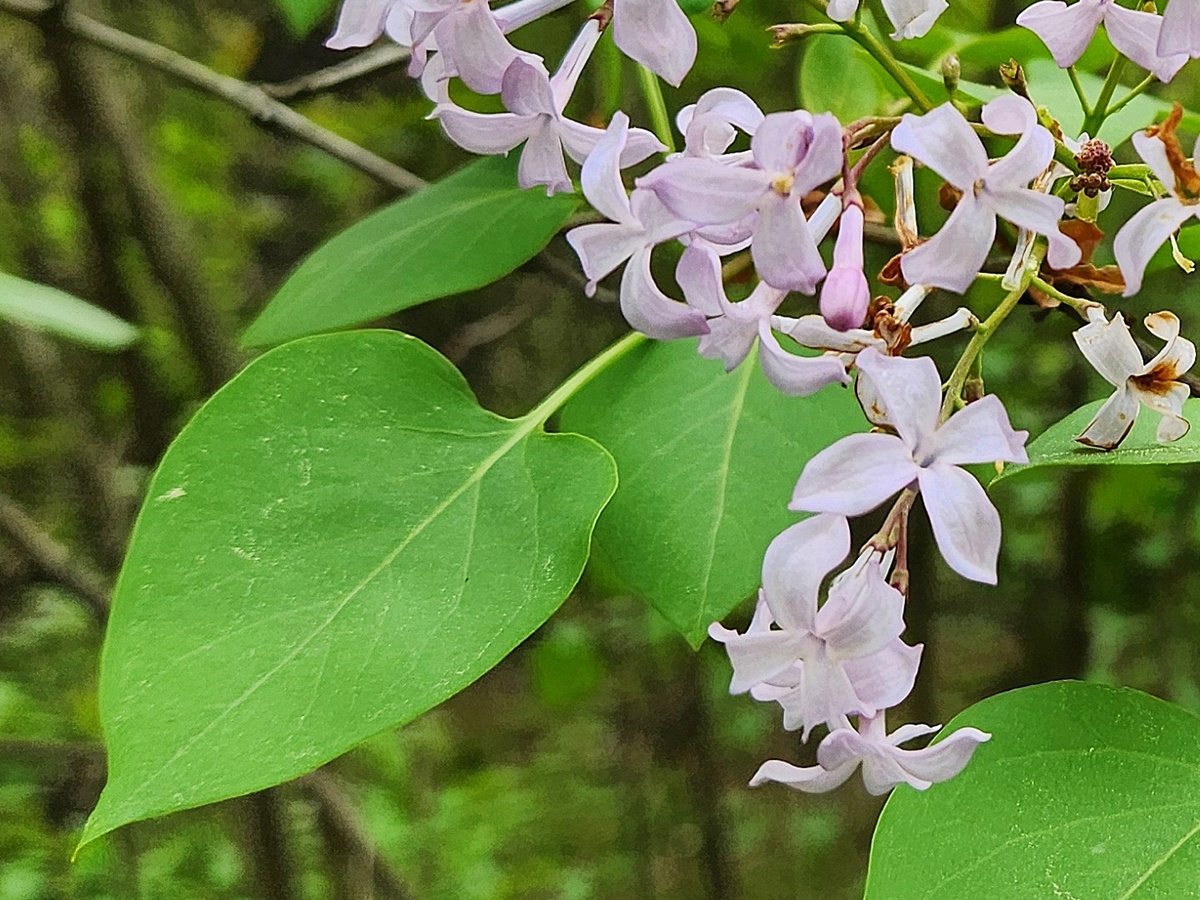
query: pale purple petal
[
  {"left": 620, "top": 246, "right": 710, "bottom": 339},
  {"left": 1113, "top": 196, "right": 1197, "bottom": 296},
  {"left": 566, "top": 222, "right": 648, "bottom": 293},
  {"left": 579, "top": 112, "right": 636, "bottom": 224},
  {"left": 556, "top": 117, "right": 606, "bottom": 164},
  {"left": 782, "top": 316, "right": 878, "bottom": 353},
  {"left": 1131, "top": 129, "right": 1179, "bottom": 192},
  {"left": 1159, "top": 0, "right": 1200, "bottom": 58},
  {"left": 819, "top": 203, "right": 870, "bottom": 331},
  {"left": 854, "top": 347, "right": 942, "bottom": 456},
  {"left": 446, "top": 2, "right": 526, "bottom": 95},
  {"left": 890, "top": 104, "right": 989, "bottom": 192},
  {"left": 753, "top": 194, "right": 826, "bottom": 294},
  {"left": 1015, "top": 0, "right": 1105, "bottom": 68},
  {"left": 916, "top": 463, "right": 1002, "bottom": 584},
  {"left": 1076, "top": 384, "right": 1140, "bottom": 449},
  {"left": 933, "top": 395, "right": 1030, "bottom": 466},
  {"left": 790, "top": 114, "right": 845, "bottom": 197},
  {"left": 826, "top": 0, "right": 860, "bottom": 21},
  {"left": 501, "top": 57, "right": 556, "bottom": 116},
  {"left": 758, "top": 324, "right": 854, "bottom": 396},
  {"left": 493, "top": 0, "right": 576, "bottom": 31},
  {"left": 749, "top": 757, "right": 858, "bottom": 793},
  {"left": 887, "top": 726, "right": 991, "bottom": 784},
  {"left": 791, "top": 433, "right": 920, "bottom": 517},
  {"left": 751, "top": 110, "right": 816, "bottom": 174},
  {"left": 612, "top": 0, "right": 698, "bottom": 87},
  {"left": 551, "top": 19, "right": 602, "bottom": 109},
  {"left": 842, "top": 641, "right": 923, "bottom": 714},
  {"left": 1107, "top": 4, "right": 1188, "bottom": 82},
  {"left": 328, "top": 0, "right": 395, "bottom": 49},
  {"left": 637, "top": 158, "right": 768, "bottom": 225},
  {"left": 518, "top": 120, "right": 572, "bottom": 195},
  {"left": 761, "top": 514, "right": 850, "bottom": 632},
  {"left": 981, "top": 99, "right": 1055, "bottom": 190},
  {"left": 881, "top": 0, "right": 948, "bottom": 39},
  {"left": 433, "top": 105, "right": 532, "bottom": 155},
  {"left": 675, "top": 243, "right": 727, "bottom": 317},
  {"left": 707, "top": 623, "right": 807, "bottom": 694},
  {"left": 796, "top": 648, "right": 872, "bottom": 737},
  {"left": 987, "top": 187, "right": 1080, "bottom": 269},
  {"left": 901, "top": 193, "right": 996, "bottom": 294},
  {"left": 816, "top": 557, "right": 906, "bottom": 657}
]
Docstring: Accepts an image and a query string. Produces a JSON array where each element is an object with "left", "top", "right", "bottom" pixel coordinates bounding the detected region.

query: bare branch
[
  {"left": 261, "top": 45, "right": 413, "bottom": 102},
  {"left": 0, "top": 0, "right": 427, "bottom": 194}
]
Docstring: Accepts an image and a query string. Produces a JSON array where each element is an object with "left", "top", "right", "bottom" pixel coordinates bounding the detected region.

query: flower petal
[
  {"left": 619, "top": 246, "right": 710, "bottom": 339},
  {"left": 328, "top": 0, "right": 395, "bottom": 49},
  {"left": 579, "top": 112, "right": 635, "bottom": 223},
  {"left": 1141, "top": 311, "right": 1197, "bottom": 380},
  {"left": 917, "top": 463, "right": 1002, "bottom": 584},
  {"left": 448, "top": 1, "right": 525, "bottom": 95},
  {"left": 981, "top": 97, "right": 1054, "bottom": 190},
  {"left": 817, "top": 556, "right": 906, "bottom": 657},
  {"left": 753, "top": 194, "right": 827, "bottom": 293},
  {"left": 762, "top": 514, "right": 850, "bottom": 632},
  {"left": 987, "top": 187, "right": 1080, "bottom": 269},
  {"left": 566, "top": 222, "right": 648, "bottom": 294},
  {"left": 1106, "top": 4, "right": 1188, "bottom": 82},
  {"left": 841, "top": 641, "right": 923, "bottom": 714},
  {"left": 1135, "top": 381, "right": 1192, "bottom": 444},
  {"left": 1073, "top": 309, "right": 1144, "bottom": 387},
  {"left": 790, "top": 433, "right": 920, "bottom": 517},
  {"left": 880, "top": 0, "right": 948, "bottom": 39},
  {"left": 1113, "top": 197, "right": 1196, "bottom": 296},
  {"left": 886, "top": 726, "right": 991, "bottom": 785},
  {"left": 433, "top": 105, "right": 532, "bottom": 155},
  {"left": 758, "top": 324, "right": 854, "bottom": 396},
  {"left": 637, "top": 158, "right": 767, "bottom": 225},
  {"left": 1015, "top": 0, "right": 1104, "bottom": 68},
  {"left": 890, "top": 104, "right": 988, "bottom": 193},
  {"left": 1159, "top": 0, "right": 1200, "bottom": 58},
  {"left": 707, "top": 622, "right": 806, "bottom": 694},
  {"left": 900, "top": 193, "right": 996, "bottom": 294},
  {"left": 854, "top": 346, "right": 942, "bottom": 455},
  {"left": 1076, "top": 385, "right": 1141, "bottom": 450},
  {"left": 518, "top": 120, "right": 572, "bottom": 195},
  {"left": 749, "top": 757, "right": 859, "bottom": 793},
  {"left": 933, "top": 395, "right": 1030, "bottom": 466},
  {"left": 612, "top": 0, "right": 697, "bottom": 87},
  {"left": 675, "top": 243, "right": 727, "bottom": 317}
]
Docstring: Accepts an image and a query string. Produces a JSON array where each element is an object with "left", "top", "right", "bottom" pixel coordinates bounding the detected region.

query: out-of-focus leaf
[
  {"left": 81, "top": 331, "right": 616, "bottom": 846},
  {"left": 867, "top": 681, "right": 1200, "bottom": 899},
  {"left": 800, "top": 35, "right": 886, "bottom": 122},
  {"left": 560, "top": 339, "right": 864, "bottom": 647},
  {"left": 243, "top": 156, "right": 579, "bottom": 347},
  {"left": 274, "top": 0, "right": 336, "bottom": 37},
  {"left": 0, "top": 273, "right": 138, "bottom": 351},
  {"left": 993, "top": 397, "right": 1200, "bottom": 484}
]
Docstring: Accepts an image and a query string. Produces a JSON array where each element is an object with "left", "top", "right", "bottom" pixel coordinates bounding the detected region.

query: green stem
[
  {"left": 1081, "top": 54, "right": 1127, "bottom": 136},
  {"left": 637, "top": 65, "right": 676, "bottom": 154},
  {"left": 524, "top": 331, "right": 647, "bottom": 428},
  {"left": 1107, "top": 73, "right": 1156, "bottom": 118},
  {"left": 1067, "top": 66, "right": 1091, "bottom": 116},
  {"left": 1028, "top": 275, "right": 1103, "bottom": 318},
  {"left": 841, "top": 20, "right": 933, "bottom": 112}
]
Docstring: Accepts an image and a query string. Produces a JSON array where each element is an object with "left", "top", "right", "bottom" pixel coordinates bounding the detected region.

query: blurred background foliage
[{"left": 1, "top": 0, "right": 1199, "bottom": 897}]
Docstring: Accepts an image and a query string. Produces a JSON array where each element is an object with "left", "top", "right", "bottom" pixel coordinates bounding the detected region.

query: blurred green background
[{"left": 2, "top": 0, "right": 1200, "bottom": 897}]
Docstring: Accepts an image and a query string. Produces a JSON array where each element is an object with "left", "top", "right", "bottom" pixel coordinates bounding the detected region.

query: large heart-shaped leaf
[
  {"left": 82, "top": 331, "right": 616, "bottom": 846},
  {"left": 560, "top": 340, "right": 864, "bottom": 646},
  {"left": 0, "top": 272, "right": 138, "bottom": 351},
  {"left": 243, "top": 156, "right": 579, "bottom": 348},
  {"left": 867, "top": 681, "right": 1200, "bottom": 898},
  {"left": 993, "top": 398, "right": 1200, "bottom": 485}
]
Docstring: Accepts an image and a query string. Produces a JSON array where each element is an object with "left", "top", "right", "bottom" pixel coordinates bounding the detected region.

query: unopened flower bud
[
  {"left": 941, "top": 53, "right": 960, "bottom": 96},
  {"left": 819, "top": 200, "right": 870, "bottom": 332},
  {"left": 999, "top": 59, "right": 1029, "bottom": 100}
]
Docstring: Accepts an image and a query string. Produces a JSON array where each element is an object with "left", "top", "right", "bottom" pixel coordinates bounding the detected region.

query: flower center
[{"left": 771, "top": 173, "right": 795, "bottom": 196}]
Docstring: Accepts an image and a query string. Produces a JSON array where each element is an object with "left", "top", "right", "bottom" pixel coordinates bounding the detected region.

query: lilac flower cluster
[{"left": 327, "top": 0, "right": 1200, "bottom": 795}]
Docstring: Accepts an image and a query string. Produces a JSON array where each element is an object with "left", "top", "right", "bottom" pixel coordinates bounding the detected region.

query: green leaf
[
  {"left": 82, "top": 330, "right": 616, "bottom": 846},
  {"left": 0, "top": 272, "right": 138, "bottom": 351},
  {"left": 800, "top": 35, "right": 887, "bottom": 122},
  {"left": 274, "top": 0, "right": 336, "bottom": 36},
  {"left": 559, "top": 340, "right": 864, "bottom": 646},
  {"left": 243, "top": 156, "right": 580, "bottom": 348},
  {"left": 866, "top": 681, "right": 1200, "bottom": 899},
  {"left": 993, "top": 398, "right": 1200, "bottom": 485}
]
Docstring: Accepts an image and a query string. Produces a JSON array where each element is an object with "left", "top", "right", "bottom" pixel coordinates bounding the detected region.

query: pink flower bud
[{"left": 819, "top": 202, "right": 870, "bottom": 332}]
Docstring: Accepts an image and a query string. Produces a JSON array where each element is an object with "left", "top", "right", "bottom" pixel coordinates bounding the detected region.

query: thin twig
[
  {"left": 0, "top": 492, "right": 110, "bottom": 621},
  {"left": 261, "top": 45, "right": 413, "bottom": 101},
  {"left": 0, "top": 0, "right": 427, "bottom": 194}
]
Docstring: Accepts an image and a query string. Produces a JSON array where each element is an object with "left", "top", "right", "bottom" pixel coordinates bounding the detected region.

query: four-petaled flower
[
  {"left": 709, "top": 514, "right": 922, "bottom": 739},
  {"left": 891, "top": 95, "right": 1082, "bottom": 293},
  {"left": 1073, "top": 308, "right": 1196, "bottom": 449},
  {"left": 791, "top": 348, "right": 1029, "bottom": 584}
]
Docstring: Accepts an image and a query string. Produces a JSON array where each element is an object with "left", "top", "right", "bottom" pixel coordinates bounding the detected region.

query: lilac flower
[
  {"left": 1018, "top": 0, "right": 1187, "bottom": 82},
  {"left": 1159, "top": 0, "right": 1200, "bottom": 59},
  {"left": 891, "top": 95, "right": 1082, "bottom": 293},
  {"left": 1073, "top": 308, "right": 1196, "bottom": 449},
  {"left": 675, "top": 88, "right": 764, "bottom": 160},
  {"left": 434, "top": 23, "right": 664, "bottom": 196},
  {"left": 827, "top": 0, "right": 948, "bottom": 40},
  {"left": 639, "top": 110, "right": 843, "bottom": 293},
  {"left": 709, "top": 515, "right": 922, "bottom": 740},
  {"left": 327, "top": 0, "right": 402, "bottom": 49},
  {"left": 1112, "top": 124, "right": 1200, "bottom": 296},
  {"left": 675, "top": 244, "right": 853, "bottom": 394},
  {"left": 791, "top": 348, "right": 1029, "bottom": 584},
  {"left": 819, "top": 197, "right": 870, "bottom": 331},
  {"left": 612, "top": 0, "right": 698, "bottom": 87},
  {"left": 750, "top": 712, "right": 991, "bottom": 795},
  {"left": 566, "top": 114, "right": 704, "bottom": 339}
]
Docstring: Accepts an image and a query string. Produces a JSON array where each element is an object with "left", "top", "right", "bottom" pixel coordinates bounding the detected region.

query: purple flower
[
  {"left": 1159, "top": 0, "right": 1200, "bottom": 59},
  {"left": 566, "top": 113, "right": 704, "bottom": 339},
  {"left": 891, "top": 95, "right": 1081, "bottom": 293},
  {"left": 1073, "top": 308, "right": 1195, "bottom": 449},
  {"left": 612, "top": 0, "right": 698, "bottom": 87},
  {"left": 709, "top": 514, "right": 922, "bottom": 740},
  {"left": 1113, "top": 124, "right": 1200, "bottom": 296},
  {"left": 819, "top": 198, "right": 870, "bottom": 331},
  {"left": 327, "top": 0, "right": 402, "bottom": 49},
  {"left": 827, "top": 0, "right": 948, "bottom": 39},
  {"left": 791, "top": 348, "right": 1029, "bottom": 584},
  {"left": 1018, "top": 0, "right": 1187, "bottom": 82},
  {"left": 750, "top": 712, "right": 991, "bottom": 795},
  {"left": 434, "top": 23, "right": 664, "bottom": 196},
  {"left": 639, "top": 110, "right": 843, "bottom": 293},
  {"left": 675, "top": 88, "right": 764, "bottom": 160},
  {"left": 675, "top": 244, "right": 861, "bottom": 394}
]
